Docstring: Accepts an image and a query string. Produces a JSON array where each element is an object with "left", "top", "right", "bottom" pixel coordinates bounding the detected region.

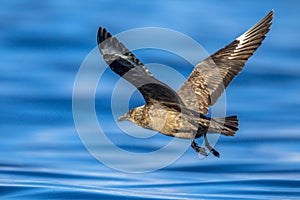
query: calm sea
[{"left": 1, "top": 0, "right": 300, "bottom": 199}]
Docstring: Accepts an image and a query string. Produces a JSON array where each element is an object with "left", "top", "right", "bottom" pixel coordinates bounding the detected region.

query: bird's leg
[
  {"left": 204, "top": 133, "right": 220, "bottom": 157},
  {"left": 191, "top": 140, "right": 208, "bottom": 156}
]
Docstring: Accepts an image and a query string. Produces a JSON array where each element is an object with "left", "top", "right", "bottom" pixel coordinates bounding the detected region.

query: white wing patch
[{"left": 227, "top": 34, "right": 247, "bottom": 60}]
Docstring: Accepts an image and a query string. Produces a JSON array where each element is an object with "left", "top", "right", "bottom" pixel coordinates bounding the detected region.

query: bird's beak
[{"left": 117, "top": 114, "right": 128, "bottom": 122}]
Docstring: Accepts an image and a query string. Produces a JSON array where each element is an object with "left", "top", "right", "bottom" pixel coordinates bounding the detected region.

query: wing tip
[
  {"left": 97, "top": 27, "right": 112, "bottom": 45},
  {"left": 236, "top": 10, "right": 274, "bottom": 43},
  {"left": 263, "top": 10, "right": 274, "bottom": 26},
  {"left": 265, "top": 9, "right": 275, "bottom": 24},
  {"left": 263, "top": 10, "right": 274, "bottom": 22}
]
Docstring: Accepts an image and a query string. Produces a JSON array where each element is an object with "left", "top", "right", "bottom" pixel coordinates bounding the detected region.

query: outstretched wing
[
  {"left": 97, "top": 27, "right": 184, "bottom": 111},
  {"left": 177, "top": 11, "right": 274, "bottom": 114}
]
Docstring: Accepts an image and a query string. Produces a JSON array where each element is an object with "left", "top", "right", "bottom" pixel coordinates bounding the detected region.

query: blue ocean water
[{"left": 1, "top": 0, "right": 300, "bottom": 199}]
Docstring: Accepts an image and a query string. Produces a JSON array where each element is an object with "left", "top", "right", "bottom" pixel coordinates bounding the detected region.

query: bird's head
[
  {"left": 117, "top": 106, "right": 145, "bottom": 123},
  {"left": 117, "top": 111, "right": 131, "bottom": 122}
]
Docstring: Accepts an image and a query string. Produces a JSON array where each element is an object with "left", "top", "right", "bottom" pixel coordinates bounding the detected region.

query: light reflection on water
[{"left": 1, "top": 0, "right": 300, "bottom": 199}]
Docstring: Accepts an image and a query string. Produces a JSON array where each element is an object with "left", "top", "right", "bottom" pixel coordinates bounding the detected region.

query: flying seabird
[{"left": 97, "top": 11, "right": 274, "bottom": 157}]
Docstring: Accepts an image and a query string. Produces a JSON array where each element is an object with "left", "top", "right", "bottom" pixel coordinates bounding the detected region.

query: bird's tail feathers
[{"left": 209, "top": 116, "right": 239, "bottom": 136}]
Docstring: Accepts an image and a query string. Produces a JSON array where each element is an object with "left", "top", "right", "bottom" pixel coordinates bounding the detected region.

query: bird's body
[
  {"left": 121, "top": 103, "right": 200, "bottom": 139},
  {"left": 121, "top": 102, "right": 237, "bottom": 139},
  {"left": 97, "top": 11, "right": 274, "bottom": 157}
]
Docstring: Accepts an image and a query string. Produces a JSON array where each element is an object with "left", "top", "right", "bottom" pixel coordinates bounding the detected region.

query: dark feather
[{"left": 97, "top": 27, "right": 185, "bottom": 111}]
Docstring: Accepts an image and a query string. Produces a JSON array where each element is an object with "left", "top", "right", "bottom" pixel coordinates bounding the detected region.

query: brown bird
[{"left": 97, "top": 11, "right": 273, "bottom": 157}]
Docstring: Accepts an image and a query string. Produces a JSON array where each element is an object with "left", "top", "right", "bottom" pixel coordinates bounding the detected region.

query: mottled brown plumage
[
  {"left": 97, "top": 11, "right": 273, "bottom": 157},
  {"left": 178, "top": 11, "right": 274, "bottom": 113}
]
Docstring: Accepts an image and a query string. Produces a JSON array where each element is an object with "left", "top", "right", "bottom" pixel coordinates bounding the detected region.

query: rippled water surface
[{"left": 1, "top": 0, "right": 300, "bottom": 199}]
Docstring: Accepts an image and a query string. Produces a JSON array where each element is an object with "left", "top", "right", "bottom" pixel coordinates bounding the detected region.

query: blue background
[{"left": 1, "top": 0, "right": 300, "bottom": 199}]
